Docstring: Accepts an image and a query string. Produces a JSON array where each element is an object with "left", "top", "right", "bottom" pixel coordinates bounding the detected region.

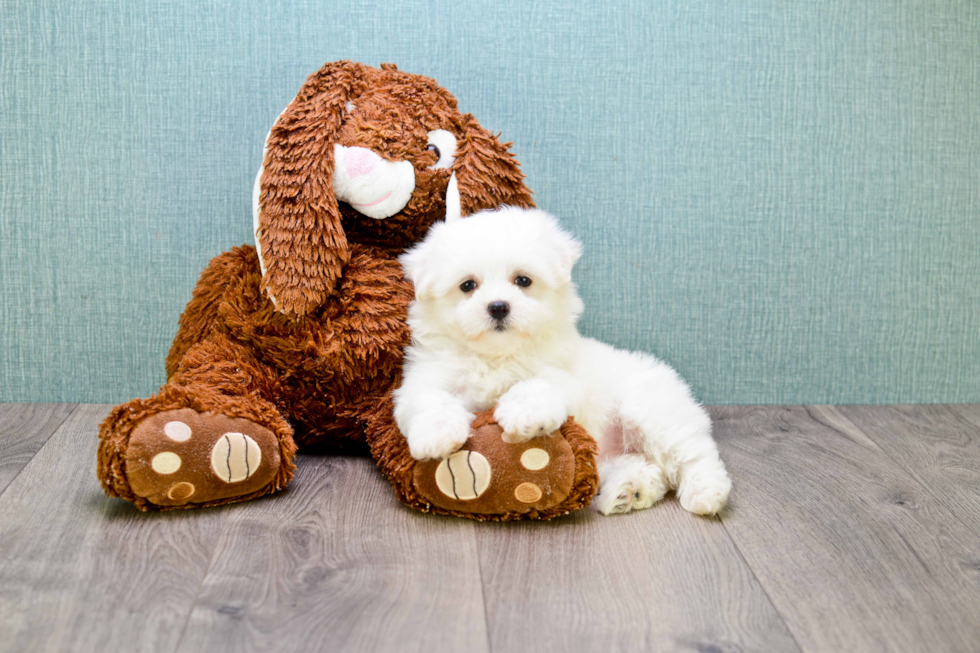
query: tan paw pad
[
  {"left": 520, "top": 448, "right": 549, "bottom": 470},
  {"left": 151, "top": 452, "right": 182, "bottom": 474},
  {"left": 210, "top": 433, "right": 262, "bottom": 483},
  {"left": 434, "top": 451, "right": 491, "bottom": 500},
  {"left": 167, "top": 482, "right": 195, "bottom": 501},
  {"left": 514, "top": 482, "right": 543, "bottom": 503},
  {"left": 164, "top": 421, "right": 192, "bottom": 442}
]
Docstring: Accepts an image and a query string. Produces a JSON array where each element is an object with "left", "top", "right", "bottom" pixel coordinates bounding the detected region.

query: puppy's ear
[
  {"left": 256, "top": 61, "right": 362, "bottom": 317},
  {"left": 542, "top": 213, "right": 583, "bottom": 285},
  {"left": 453, "top": 114, "right": 535, "bottom": 216},
  {"left": 398, "top": 233, "right": 438, "bottom": 300}
]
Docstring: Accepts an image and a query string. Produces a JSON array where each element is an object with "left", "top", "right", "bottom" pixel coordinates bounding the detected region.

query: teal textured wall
[{"left": 2, "top": 1, "right": 978, "bottom": 404}]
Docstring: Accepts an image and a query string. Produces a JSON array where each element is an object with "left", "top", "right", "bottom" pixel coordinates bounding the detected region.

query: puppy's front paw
[
  {"left": 406, "top": 408, "right": 475, "bottom": 461},
  {"left": 494, "top": 379, "right": 568, "bottom": 441}
]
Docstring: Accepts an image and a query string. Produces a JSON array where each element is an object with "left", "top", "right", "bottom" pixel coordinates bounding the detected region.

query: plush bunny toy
[{"left": 97, "top": 61, "right": 598, "bottom": 520}]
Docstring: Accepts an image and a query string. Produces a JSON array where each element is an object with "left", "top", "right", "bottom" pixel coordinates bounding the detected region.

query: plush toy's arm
[{"left": 393, "top": 358, "right": 474, "bottom": 461}]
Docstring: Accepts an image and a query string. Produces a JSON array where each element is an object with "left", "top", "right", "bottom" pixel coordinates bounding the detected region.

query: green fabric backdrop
[{"left": 2, "top": 1, "right": 978, "bottom": 404}]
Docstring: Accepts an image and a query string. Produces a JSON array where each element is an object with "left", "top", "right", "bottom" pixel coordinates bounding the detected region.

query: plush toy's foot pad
[
  {"left": 125, "top": 408, "right": 281, "bottom": 507},
  {"left": 413, "top": 415, "right": 579, "bottom": 516}
]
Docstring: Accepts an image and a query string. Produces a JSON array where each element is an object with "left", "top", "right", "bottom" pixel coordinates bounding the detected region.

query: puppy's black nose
[{"left": 487, "top": 301, "right": 510, "bottom": 321}]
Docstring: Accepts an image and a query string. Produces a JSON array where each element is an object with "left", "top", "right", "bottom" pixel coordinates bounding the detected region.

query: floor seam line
[
  {"left": 474, "top": 526, "right": 494, "bottom": 653},
  {"left": 802, "top": 405, "right": 884, "bottom": 455},
  {"left": 719, "top": 517, "right": 807, "bottom": 653}
]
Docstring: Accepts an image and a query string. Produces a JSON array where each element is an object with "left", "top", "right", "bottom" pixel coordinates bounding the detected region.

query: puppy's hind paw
[
  {"left": 594, "top": 487, "right": 638, "bottom": 515},
  {"left": 595, "top": 456, "right": 668, "bottom": 516},
  {"left": 678, "top": 471, "right": 731, "bottom": 516}
]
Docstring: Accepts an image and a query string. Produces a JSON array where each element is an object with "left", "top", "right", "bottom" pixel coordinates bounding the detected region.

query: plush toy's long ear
[
  {"left": 256, "top": 61, "right": 361, "bottom": 317},
  {"left": 453, "top": 114, "right": 535, "bottom": 216}
]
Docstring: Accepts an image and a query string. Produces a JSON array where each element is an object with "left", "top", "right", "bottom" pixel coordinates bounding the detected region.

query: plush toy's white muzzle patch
[{"left": 332, "top": 145, "right": 416, "bottom": 219}]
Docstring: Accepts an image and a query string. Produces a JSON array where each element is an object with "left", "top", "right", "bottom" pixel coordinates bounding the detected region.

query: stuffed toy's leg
[
  {"left": 98, "top": 336, "right": 297, "bottom": 511},
  {"left": 362, "top": 396, "right": 599, "bottom": 521}
]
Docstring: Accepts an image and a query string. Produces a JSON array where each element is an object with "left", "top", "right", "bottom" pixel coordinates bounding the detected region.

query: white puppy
[{"left": 394, "top": 207, "right": 731, "bottom": 516}]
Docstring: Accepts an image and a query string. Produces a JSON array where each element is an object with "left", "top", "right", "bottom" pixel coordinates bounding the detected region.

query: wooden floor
[{"left": 0, "top": 404, "right": 978, "bottom": 652}]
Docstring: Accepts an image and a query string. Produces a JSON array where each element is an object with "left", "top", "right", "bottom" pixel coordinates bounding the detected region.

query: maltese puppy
[{"left": 394, "top": 207, "right": 731, "bottom": 516}]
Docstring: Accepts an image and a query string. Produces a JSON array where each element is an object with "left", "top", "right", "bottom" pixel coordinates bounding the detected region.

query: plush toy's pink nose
[{"left": 343, "top": 147, "right": 381, "bottom": 178}]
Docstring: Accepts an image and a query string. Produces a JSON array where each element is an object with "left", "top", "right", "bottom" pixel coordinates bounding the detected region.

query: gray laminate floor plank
[
  {"left": 838, "top": 405, "right": 980, "bottom": 537},
  {"left": 475, "top": 499, "right": 800, "bottom": 653},
  {"left": 7, "top": 403, "right": 980, "bottom": 653},
  {"left": 802, "top": 405, "right": 884, "bottom": 453},
  {"left": 0, "top": 403, "right": 77, "bottom": 494},
  {"left": 175, "top": 454, "right": 489, "bottom": 653},
  {"left": 712, "top": 405, "right": 980, "bottom": 653},
  {"left": 0, "top": 404, "right": 229, "bottom": 653},
  {"left": 948, "top": 403, "right": 980, "bottom": 430}
]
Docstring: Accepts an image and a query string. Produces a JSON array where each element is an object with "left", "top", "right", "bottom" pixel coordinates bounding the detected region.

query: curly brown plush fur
[{"left": 97, "top": 61, "right": 598, "bottom": 518}]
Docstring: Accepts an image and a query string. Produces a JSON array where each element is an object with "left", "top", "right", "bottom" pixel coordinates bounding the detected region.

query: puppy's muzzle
[{"left": 487, "top": 301, "right": 510, "bottom": 327}]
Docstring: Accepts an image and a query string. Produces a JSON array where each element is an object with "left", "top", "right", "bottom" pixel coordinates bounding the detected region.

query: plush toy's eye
[
  {"left": 460, "top": 279, "right": 477, "bottom": 293},
  {"left": 514, "top": 275, "right": 532, "bottom": 288},
  {"left": 426, "top": 130, "right": 457, "bottom": 169}
]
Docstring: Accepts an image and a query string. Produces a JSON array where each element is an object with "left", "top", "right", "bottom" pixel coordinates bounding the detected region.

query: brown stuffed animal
[{"left": 97, "top": 61, "right": 599, "bottom": 520}]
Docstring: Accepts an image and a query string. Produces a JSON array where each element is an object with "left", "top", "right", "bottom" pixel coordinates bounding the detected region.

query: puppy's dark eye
[
  {"left": 426, "top": 143, "right": 441, "bottom": 160},
  {"left": 459, "top": 279, "right": 477, "bottom": 293},
  {"left": 514, "top": 275, "right": 532, "bottom": 288}
]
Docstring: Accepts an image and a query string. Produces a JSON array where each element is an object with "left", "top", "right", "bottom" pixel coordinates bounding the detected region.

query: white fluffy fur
[{"left": 394, "top": 207, "right": 731, "bottom": 516}]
